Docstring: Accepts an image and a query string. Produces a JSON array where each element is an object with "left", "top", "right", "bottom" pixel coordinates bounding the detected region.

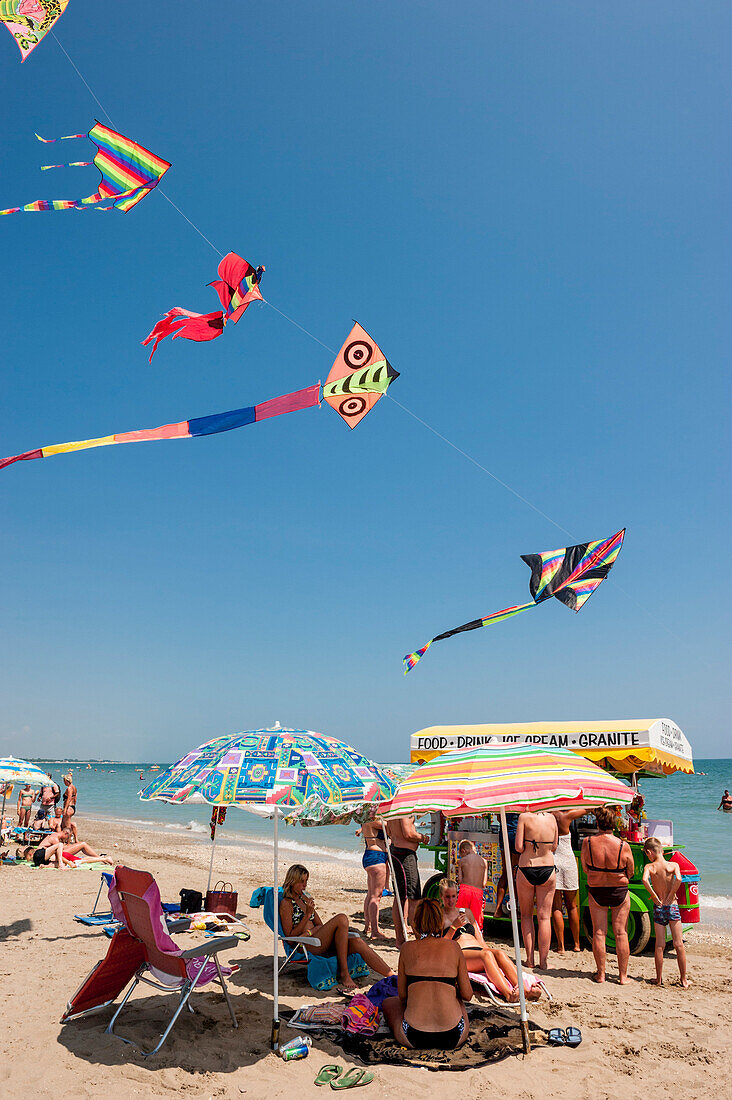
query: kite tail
[
  {"left": 35, "top": 133, "right": 86, "bottom": 143},
  {"left": 40, "top": 162, "right": 92, "bottom": 170},
  {"left": 403, "top": 640, "right": 433, "bottom": 674}
]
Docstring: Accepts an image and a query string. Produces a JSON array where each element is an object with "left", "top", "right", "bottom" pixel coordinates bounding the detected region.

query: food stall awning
[{"left": 410, "top": 720, "right": 694, "bottom": 777}]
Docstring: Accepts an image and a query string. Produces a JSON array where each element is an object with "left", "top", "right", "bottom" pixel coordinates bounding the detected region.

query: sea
[{"left": 25, "top": 757, "right": 732, "bottom": 927}]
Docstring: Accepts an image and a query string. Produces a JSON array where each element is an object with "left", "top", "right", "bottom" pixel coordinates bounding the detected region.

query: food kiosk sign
[{"left": 410, "top": 720, "right": 693, "bottom": 774}]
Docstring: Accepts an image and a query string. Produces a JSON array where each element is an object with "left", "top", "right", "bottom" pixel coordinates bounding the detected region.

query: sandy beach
[{"left": 1, "top": 817, "right": 729, "bottom": 1099}]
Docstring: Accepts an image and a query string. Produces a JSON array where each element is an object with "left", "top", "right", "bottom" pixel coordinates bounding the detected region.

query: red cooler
[{"left": 672, "top": 851, "right": 700, "bottom": 923}]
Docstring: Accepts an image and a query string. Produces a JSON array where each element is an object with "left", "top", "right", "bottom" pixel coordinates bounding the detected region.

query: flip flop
[
  {"left": 315, "top": 1065, "right": 343, "bottom": 1086},
  {"left": 331, "top": 1068, "right": 375, "bottom": 1090},
  {"left": 547, "top": 1028, "right": 566, "bottom": 1045},
  {"left": 335, "top": 984, "right": 358, "bottom": 997},
  {"left": 566, "top": 1027, "right": 582, "bottom": 1047}
]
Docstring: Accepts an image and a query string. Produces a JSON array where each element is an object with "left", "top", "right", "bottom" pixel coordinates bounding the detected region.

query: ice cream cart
[{"left": 411, "top": 720, "right": 699, "bottom": 953}]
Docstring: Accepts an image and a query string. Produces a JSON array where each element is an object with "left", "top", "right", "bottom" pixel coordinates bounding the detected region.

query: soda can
[
  {"left": 281, "top": 1044, "right": 309, "bottom": 1061},
  {"left": 281, "top": 1035, "right": 312, "bottom": 1052}
]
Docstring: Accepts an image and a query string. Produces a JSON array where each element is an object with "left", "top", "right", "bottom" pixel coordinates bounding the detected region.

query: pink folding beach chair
[{"left": 105, "top": 866, "right": 239, "bottom": 1057}]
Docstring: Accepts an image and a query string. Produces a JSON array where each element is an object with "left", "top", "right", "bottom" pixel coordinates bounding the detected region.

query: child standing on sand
[
  {"left": 456, "top": 839, "right": 487, "bottom": 926},
  {"left": 642, "top": 837, "right": 688, "bottom": 988}
]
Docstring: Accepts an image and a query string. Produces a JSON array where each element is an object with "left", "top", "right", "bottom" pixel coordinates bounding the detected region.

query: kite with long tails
[
  {"left": 0, "top": 123, "right": 170, "bottom": 214},
  {"left": 403, "top": 529, "right": 625, "bottom": 672},
  {"left": 0, "top": 323, "right": 398, "bottom": 473},
  {"left": 142, "top": 253, "right": 265, "bottom": 361}
]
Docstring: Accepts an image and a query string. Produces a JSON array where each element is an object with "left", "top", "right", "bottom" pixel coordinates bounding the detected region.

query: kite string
[
  {"left": 50, "top": 32, "right": 224, "bottom": 258},
  {"left": 47, "top": 30, "right": 685, "bottom": 645}
]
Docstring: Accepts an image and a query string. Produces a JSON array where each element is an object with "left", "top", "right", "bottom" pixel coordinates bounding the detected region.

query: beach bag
[
  {"left": 307, "top": 952, "right": 370, "bottom": 992},
  {"left": 206, "top": 880, "right": 238, "bottom": 917},
  {"left": 179, "top": 888, "right": 203, "bottom": 914}
]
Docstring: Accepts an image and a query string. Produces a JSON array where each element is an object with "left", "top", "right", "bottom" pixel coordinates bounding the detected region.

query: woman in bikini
[
  {"left": 357, "top": 821, "right": 389, "bottom": 940},
  {"left": 438, "top": 878, "right": 539, "bottom": 1002},
  {"left": 279, "top": 864, "right": 394, "bottom": 993},
  {"left": 581, "top": 805, "right": 634, "bottom": 984},
  {"left": 382, "top": 898, "right": 472, "bottom": 1050},
  {"left": 515, "top": 810, "right": 558, "bottom": 970},
  {"left": 16, "top": 784, "right": 35, "bottom": 828}
]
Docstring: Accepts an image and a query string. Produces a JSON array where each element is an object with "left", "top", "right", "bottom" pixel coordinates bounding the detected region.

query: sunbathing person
[
  {"left": 279, "top": 863, "right": 394, "bottom": 993},
  {"left": 382, "top": 898, "right": 472, "bottom": 1050},
  {"left": 438, "top": 878, "right": 539, "bottom": 1002}
]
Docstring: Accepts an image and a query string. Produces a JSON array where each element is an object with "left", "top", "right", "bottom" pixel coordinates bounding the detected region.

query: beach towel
[
  {"left": 457, "top": 883, "right": 485, "bottom": 924},
  {"left": 342, "top": 995, "right": 379, "bottom": 1036},
  {"left": 366, "top": 975, "right": 398, "bottom": 1007},
  {"left": 332, "top": 1006, "right": 547, "bottom": 1071}
]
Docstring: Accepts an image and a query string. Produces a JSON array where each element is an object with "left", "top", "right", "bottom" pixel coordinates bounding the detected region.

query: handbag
[
  {"left": 205, "top": 880, "right": 238, "bottom": 916},
  {"left": 179, "top": 888, "right": 203, "bottom": 914}
]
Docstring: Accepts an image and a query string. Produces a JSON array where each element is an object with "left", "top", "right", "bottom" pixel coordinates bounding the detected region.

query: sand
[{"left": 1, "top": 817, "right": 730, "bottom": 1099}]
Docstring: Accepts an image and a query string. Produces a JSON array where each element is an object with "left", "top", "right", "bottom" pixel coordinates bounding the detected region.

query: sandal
[
  {"left": 315, "top": 1065, "right": 343, "bottom": 1086},
  {"left": 547, "top": 1028, "right": 566, "bottom": 1045},
  {"left": 331, "top": 1068, "right": 375, "bottom": 1089},
  {"left": 566, "top": 1027, "right": 582, "bottom": 1047},
  {"left": 335, "top": 984, "right": 358, "bottom": 997}
]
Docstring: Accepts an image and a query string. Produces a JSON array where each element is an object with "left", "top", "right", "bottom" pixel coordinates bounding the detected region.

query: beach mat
[{"left": 299, "top": 1007, "right": 546, "bottom": 1071}]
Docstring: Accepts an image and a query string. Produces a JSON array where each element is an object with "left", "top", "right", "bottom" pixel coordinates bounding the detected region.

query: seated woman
[
  {"left": 382, "top": 898, "right": 472, "bottom": 1050},
  {"left": 279, "top": 863, "right": 394, "bottom": 993},
  {"left": 439, "top": 878, "right": 539, "bottom": 1002}
]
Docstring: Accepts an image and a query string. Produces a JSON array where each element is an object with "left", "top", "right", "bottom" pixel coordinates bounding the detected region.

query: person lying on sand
[
  {"left": 279, "top": 863, "right": 395, "bottom": 993},
  {"left": 22, "top": 833, "right": 113, "bottom": 869},
  {"left": 438, "top": 877, "right": 540, "bottom": 1002}
]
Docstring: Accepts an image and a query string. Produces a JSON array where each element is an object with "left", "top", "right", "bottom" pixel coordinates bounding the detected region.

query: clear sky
[{"left": 0, "top": 2, "right": 728, "bottom": 764}]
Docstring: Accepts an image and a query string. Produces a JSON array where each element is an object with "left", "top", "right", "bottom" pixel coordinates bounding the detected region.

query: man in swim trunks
[
  {"left": 495, "top": 812, "right": 519, "bottom": 917},
  {"left": 581, "top": 805, "right": 634, "bottom": 984},
  {"left": 642, "top": 837, "right": 688, "bottom": 988},
  {"left": 387, "top": 815, "right": 428, "bottom": 946},
  {"left": 34, "top": 776, "right": 59, "bottom": 824},
  {"left": 456, "top": 839, "right": 487, "bottom": 927}
]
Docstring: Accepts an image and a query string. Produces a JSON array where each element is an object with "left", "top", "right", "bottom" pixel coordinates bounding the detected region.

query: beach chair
[
  {"left": 250, "top": 886, "right": 321, "bottom": 973},
  {"left": 469, "top": 968, "right": 551, "bottom": 1006},
  {"left": 104, "top": 866, "right": 239, "bottom": 1057},
  {"left": 249, "top": 887, "right": 368, "bottom": 990},
  {"left": 74, "top": 871, "right": 181, "bottom": 931}
]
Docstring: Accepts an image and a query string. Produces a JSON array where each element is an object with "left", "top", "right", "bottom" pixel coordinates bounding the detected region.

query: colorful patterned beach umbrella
[
  {"left": 378, "top": 742, "right": 633, "bottom": 817},
  {"left": 285, "top": 763, "right": 417, "bottom": 827},
  {"left": 140, "top": 727, "right": 397, "bottom": 809},
  {"left": 140, "top": 726, "right": 397, "bottom": 1051}
]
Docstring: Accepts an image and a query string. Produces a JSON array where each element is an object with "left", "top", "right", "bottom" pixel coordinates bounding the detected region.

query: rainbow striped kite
[
  {"left": 403, "top": 529, "right": 625, "bottom": 672},
  {"left": 0, "top": 122, "right": 170, "bottom": 215}
]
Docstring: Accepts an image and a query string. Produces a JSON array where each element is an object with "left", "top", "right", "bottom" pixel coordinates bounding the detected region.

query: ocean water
[{"left": 27, "top": 757, "right": 732, "bottom": 922}]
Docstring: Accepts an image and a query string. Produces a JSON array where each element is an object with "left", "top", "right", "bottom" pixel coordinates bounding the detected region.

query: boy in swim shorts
[
  {"left": 456, "top": 840, "right": 487, "bottom": 927},
  {"left": 642, "top": 837, "right": 688, "bottom": 988}
]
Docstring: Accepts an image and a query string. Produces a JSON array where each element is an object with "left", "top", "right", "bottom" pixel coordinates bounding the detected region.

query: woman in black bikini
[
  {"left": 581, "top": 805, "right": 634, "bottom": 985},
  {"left": 382, "top": 898, "right": 473, "bottom": 1050},
  {"left": 515, "top": 811, "right": 558, "bottom": 970}
]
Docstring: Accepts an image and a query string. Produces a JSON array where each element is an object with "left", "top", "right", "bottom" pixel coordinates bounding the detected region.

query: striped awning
[{"left": 379, "top": 742, "right": 633, "bottom": 817}]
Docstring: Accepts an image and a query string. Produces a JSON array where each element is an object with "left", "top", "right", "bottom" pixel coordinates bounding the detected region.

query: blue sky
[{"left": 0, "top": 2, "right": 728, "bottom": 763}]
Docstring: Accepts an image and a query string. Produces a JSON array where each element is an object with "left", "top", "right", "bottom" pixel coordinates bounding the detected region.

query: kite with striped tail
[{"left": 403, "top": 530, "right": 625, "bottom": 673}]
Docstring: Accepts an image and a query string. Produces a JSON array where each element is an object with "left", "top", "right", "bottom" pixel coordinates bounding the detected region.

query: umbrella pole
[
  {"left": 0, "top": 787, "right": 6, "bottom": 836},
  {"left": 500, "top": 808, "right": 530, "bottom": 1054},
  {"left": 206, "top": 828, "right": 218, "bottom": 895},
  {"left": 271, "top": 811, "right": 280, "bottom": 1051},
  {"left": 378, "top": 818, "right": 409, "bottom": 943}
]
